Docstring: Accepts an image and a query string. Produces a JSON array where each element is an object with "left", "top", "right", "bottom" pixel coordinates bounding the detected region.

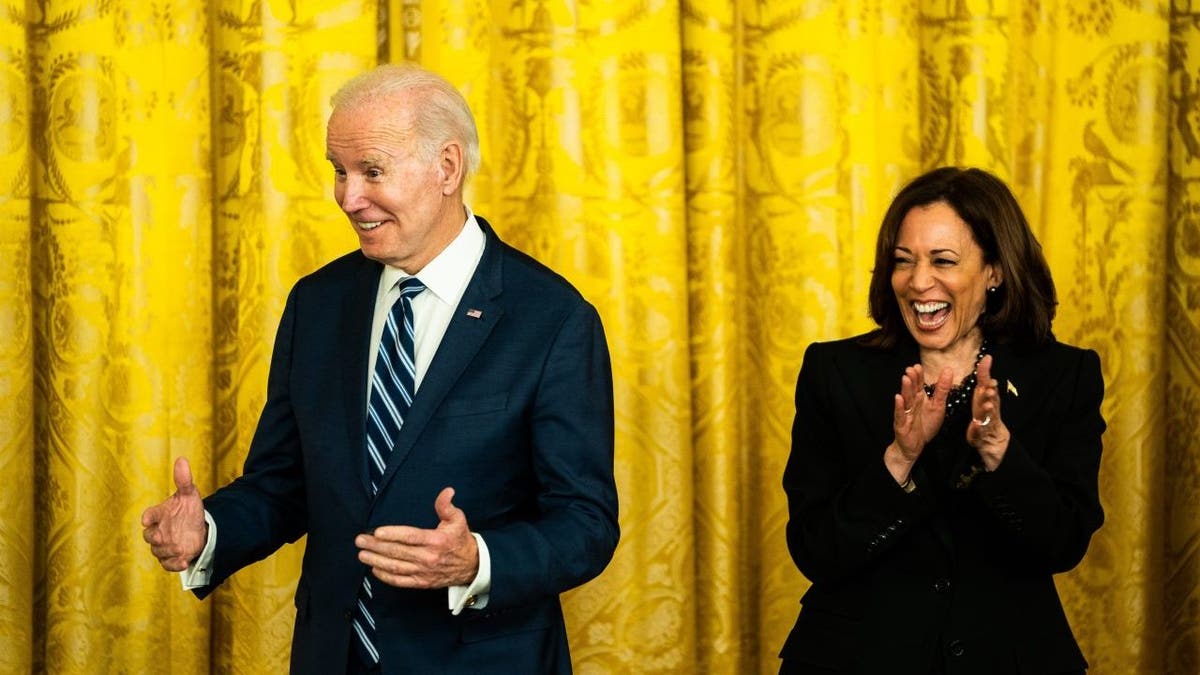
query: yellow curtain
[{"left": 2, "top": 1, "right": 1198, "bottom": 673}]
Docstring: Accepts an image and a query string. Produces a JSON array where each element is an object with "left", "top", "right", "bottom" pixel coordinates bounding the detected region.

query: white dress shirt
[{"left": 184, "top": 209, "right": 491, "bottom": 616}]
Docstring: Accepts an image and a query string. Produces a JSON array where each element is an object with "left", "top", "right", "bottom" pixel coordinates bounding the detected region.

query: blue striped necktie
[{"left": 354, "top": 276, "right": 425, "bottom": 666}]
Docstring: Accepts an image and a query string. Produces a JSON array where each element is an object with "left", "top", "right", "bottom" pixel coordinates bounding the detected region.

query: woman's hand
[
  {"left": 967, "top": 354, "right": 1011, "bottom": 470},
  {"left": 885, "top": 364, "right": 953, "bottom": 483}
]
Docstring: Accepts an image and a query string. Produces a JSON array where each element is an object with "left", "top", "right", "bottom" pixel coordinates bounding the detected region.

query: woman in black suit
[{"left": 780, "top": 167, "right": 1105, "bottom": 674}]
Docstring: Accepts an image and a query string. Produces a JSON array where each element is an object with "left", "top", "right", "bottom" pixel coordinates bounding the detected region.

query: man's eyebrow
[{"left": 325, "top": 147, "right": 390, "bottom": 159}]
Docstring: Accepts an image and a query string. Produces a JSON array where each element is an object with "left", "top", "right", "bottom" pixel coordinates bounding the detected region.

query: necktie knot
[{"left": 398, "top": 276, "right": 426, "bottom": 298}]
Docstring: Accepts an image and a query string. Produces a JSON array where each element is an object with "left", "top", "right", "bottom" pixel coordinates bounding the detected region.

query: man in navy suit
[{"left": 141, "top": 63, "right": 619, "bottom": 674}]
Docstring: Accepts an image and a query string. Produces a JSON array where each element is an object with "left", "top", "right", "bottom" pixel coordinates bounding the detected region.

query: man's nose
[{"left": 339, "top": 177, "right": 368, "bottom": 212}]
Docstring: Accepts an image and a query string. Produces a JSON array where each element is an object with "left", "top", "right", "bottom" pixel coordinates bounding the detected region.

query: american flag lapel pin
[
  {"left": 1006, "top": 380, "right": 1019, "bottom": 397},
  {"left": 466, "top": 308, "right": 483, "bottom": 319}
]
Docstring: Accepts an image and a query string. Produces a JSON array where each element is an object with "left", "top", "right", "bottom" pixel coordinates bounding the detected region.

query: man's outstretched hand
[
  {"left": 141, "top": 457, "right": 208, "bottom": 572},
  {"left": 356, "top": 487, "right": 479, "bottom": 589}
]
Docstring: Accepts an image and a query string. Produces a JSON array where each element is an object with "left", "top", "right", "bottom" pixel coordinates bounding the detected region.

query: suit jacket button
[
  {"left": 947, "top": 639, "right": 965, "bottom": 657},
  {"left": 343, "top": 609, "right": 353, "bottom": 621}
]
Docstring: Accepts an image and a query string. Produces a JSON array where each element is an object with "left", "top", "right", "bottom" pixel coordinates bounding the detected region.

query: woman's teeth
[{"left": 913, "top": 301, "right": 949, "bottom": 328}]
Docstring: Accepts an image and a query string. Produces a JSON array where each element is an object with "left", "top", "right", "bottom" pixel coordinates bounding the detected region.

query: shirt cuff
[
  {"left": 448, "top": 532, "right": 490, "bottom": 615},
  {"left": 180, "top": 510, "right": 217, "bottom": 591}
]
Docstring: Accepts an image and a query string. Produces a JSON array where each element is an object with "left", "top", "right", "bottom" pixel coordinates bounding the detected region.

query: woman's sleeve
[
  {"left": 782, "top": 343, "right": 937, "bottom": 584},
  {"left": 969, "top": 348, "right": 1105, "bottom": 573}
]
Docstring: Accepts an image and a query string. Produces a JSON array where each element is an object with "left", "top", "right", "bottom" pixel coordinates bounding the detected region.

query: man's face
[{"left": 325, "top": 99, "right": 463, "bottom": 273}]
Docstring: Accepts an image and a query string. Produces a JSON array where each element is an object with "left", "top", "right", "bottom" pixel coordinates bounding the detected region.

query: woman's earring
[{"left": 988, "top": 286, "right": 998, "bottom": 293}]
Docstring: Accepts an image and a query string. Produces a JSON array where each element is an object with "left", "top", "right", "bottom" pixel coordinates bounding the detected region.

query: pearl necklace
[{"left": 923, "top": 340, "right": 989, "bottom": 418}]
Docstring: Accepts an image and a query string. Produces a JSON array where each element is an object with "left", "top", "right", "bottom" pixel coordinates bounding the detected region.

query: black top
[{"left": 781, "top": 332, "right": 1104, "bottom": 675}]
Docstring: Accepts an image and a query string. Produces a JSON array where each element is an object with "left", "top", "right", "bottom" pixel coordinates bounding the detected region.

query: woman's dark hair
[{"left": 866, "top": 166, "right": 1057, "bottom": 348}]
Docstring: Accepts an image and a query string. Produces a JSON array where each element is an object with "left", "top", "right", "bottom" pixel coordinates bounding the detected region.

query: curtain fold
[
  {"left": 1034, "top": 8, "right": 1170, "bottom": 672},
  {"left": 2, "top": 1, "right": 1198, "bottom": 673},
  {"left": 1165, "top": 8, "right": 1200, "bottom": 675},
  {"left": 0, "top": 3, "right": 33, "bottom": 673},
  {"left": 25, "top": 1, "right": 215, "bottom": 672},
  {"left": 681, "top": 1, "right": 752, "bottom": 672}
]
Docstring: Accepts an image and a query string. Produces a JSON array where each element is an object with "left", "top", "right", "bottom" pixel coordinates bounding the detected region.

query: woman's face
[{"left": 890, "top": 201, "right": 1001, "bottom": 355}]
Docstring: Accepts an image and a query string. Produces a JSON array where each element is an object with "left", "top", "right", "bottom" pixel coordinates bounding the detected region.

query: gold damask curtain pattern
[
  {"left": 2, "top": 1, "right": 1199, "bottom": 674},
  {"left": 6, "top": 1, "right": 372, "bottom": 673},
  {"left": 20, "top": 2, "right": 215, "bottom": 673},
  {"left": 1, "top": 1, "right": 33, "bottom": 670}
]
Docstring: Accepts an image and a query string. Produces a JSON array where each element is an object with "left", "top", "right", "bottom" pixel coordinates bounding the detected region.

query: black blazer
[
  {"left": 196, "top": 218, "right": 619, "bottom": 674},
  {"left": 780, "top": 332, "right": 1104, "bottom": 675}
]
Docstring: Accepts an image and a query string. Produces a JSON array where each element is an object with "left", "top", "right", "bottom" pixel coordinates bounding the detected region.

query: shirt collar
[{"left": 379, "top": 207, "right": 484, "bottom": 304}]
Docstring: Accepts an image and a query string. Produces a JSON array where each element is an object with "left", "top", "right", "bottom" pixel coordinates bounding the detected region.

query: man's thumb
[
  {"left": 173, "top": 457, "right": 196, "bottom": 494},
  {"left": 434, "top": 487, "right": 461, "bottom": 523}
]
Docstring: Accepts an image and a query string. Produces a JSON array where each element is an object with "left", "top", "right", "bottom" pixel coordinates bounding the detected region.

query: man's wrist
[
  {"left": 180, "top": 511, "right": 217, "bottom": 590},
  {"left": 449, "top": 533, "right": 490, "bottom": 615}
]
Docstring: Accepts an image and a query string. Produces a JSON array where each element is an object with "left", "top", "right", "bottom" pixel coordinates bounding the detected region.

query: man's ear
[{"left": 438, "top": 142, "right": 464, "bottom": 195}]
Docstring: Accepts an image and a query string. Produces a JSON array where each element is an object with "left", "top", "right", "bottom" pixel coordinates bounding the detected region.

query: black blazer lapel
[
  {"left": 984, "top": 341, "right": 1033, "bottom": 437},
  {"left": 341, "top": 257, "right": 384, "bottom": 497},
  {"left": 375, "top": 220, "right": 505, "bottom": 496},
  {"left": 842, "top": 335, "right": 920, "bottom": 446}
]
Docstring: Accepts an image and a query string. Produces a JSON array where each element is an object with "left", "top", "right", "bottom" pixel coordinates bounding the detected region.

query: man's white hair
[{"left": 330, "top": 63, "right": 481, "bottom": 177}]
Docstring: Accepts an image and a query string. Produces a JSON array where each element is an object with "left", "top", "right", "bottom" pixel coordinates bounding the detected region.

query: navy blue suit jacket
[
  {"left": 197, "top": 218, "right": 619, "bottom": 674},
  {"left": 781, "top": 333, "right": 1104, "bottom": 674}
]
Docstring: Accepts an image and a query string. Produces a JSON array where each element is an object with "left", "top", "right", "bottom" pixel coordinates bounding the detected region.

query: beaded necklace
[{"left": 922, "top": 339, "right": 989, "bottom": 418}]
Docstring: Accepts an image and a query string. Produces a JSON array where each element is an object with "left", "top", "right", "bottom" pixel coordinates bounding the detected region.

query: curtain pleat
[
  {"left": 1, "top": 1, "right": 1198, "bottom": 673},
  {"left": 1164, "top": 8, "right": 1200, "bottom": 675},
  {"left": 681, "top": 1, "right": 752, "bottom": 672},
  {"left": 1035, "top": 7, "right": 1171, "bottom": 672},
  {"left": 0, "top": 3, "right": 33, "bottom": 673},
  {"left": 26, "top": 1, "right": 214, "bottom": 672}
]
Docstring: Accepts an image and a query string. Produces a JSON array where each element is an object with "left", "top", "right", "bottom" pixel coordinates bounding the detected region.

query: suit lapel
[
  {"left": 985, "top": 341, "right": 1036, "bottom": 437},
  {"left": 341, "top": 257, "right": 384, "bottom": 498},
  {"left": 375, "top": 220, "right": 505, "bottom": 496},
  {"left": 843, "top": 336, "right": 920, "bottom": 448}
]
